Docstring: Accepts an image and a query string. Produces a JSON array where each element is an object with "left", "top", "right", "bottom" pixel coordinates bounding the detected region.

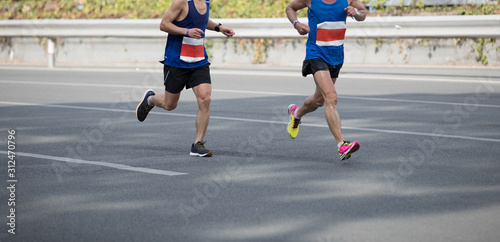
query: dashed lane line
[{"left": 0, "top": 150, "right": 188, "bottom": 176}]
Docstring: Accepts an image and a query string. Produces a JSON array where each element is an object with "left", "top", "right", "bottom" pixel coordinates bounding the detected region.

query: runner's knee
[
  {"left": 312, "top": 96, "right": 324, "bottom": 107},
  {"left": 163, "top": 102, "right": 177, "bottom": 111},
  {"left": 323, "top": 93, "right": 338, "bottom": 107},
  {"left": 197, "top": 95, "right": 211, "bottom": 108}
]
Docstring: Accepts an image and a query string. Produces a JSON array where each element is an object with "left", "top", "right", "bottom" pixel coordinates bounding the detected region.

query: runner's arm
[
  {"left": 286, "top": 0, "right": 310, "bottom": 35},
  {"left": 207, "top": 20, "right": 235, "bottom": 38}
]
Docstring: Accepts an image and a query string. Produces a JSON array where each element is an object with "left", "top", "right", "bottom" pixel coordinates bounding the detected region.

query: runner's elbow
[
  {"left": 159, "top": 23, "right": 167, "bottom": 32},
  {"left": 159, "top": 21, "right": 171, "bottom": 33}
]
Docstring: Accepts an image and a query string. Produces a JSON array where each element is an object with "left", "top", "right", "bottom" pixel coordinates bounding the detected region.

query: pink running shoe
[{"left": 338, "top": 140, "right": 360, "bottom": 160}]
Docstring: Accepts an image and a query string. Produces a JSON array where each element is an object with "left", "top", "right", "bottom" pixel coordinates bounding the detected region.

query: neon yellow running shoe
[{"left": 287, "top": 104, "right": 301, "bottom": 139}]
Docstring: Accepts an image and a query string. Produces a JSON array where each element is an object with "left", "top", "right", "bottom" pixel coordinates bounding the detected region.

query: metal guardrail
[
  {"left": 1, "top": 16, "right": 499, "bottom": 67},
  {"left": 1, "top": 15, "right": 500, "bottom": 39}
]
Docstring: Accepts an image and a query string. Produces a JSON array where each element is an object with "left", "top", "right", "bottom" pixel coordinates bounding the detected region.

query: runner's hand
[
  {"left": 344, "top": 6, "right": 357, "bottom": 17},
  {"left": 188, "top": 28, "right": 204, "bottom": 39},
  {"left": 294, "top": 22, "right": 310, "bottom": 36},
  {"left": 221, "top": 26, "right": 235, "bottom": 38}
]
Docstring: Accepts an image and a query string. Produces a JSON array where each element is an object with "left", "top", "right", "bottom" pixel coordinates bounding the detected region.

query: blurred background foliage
[
  {"left": 0, "top": 0, "right": 498, "bottom": 19},
  {"left": 0, "top": 0, "right": 297, "bottom": 19}
]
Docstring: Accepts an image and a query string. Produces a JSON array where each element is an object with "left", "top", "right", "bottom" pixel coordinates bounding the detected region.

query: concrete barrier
[{"left": 0, "top": 16, "right": 499, "bottom": 67}]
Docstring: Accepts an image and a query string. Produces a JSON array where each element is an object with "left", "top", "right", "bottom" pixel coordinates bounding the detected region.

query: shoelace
[
  {"left": 196, "top": 142, "right": 207, "bottom": 150},
  {"left": 340, "top": 141, "right": 351, "bottom": 148},
  {"left": 292, "top": 118, "right": 301, "bottom": 129}
]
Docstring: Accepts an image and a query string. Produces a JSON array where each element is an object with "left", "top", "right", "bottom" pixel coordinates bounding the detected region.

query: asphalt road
[{"left": 1, "top": 64, "right": 500, "bottom": 242}]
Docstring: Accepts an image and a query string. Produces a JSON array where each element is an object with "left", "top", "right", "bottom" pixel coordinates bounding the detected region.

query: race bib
[
  {"left": 180, "top": 37, "right": 205, "bottom": 63},
  {"left": 316, "top": 21, "right": 346, "bottom": 47}
]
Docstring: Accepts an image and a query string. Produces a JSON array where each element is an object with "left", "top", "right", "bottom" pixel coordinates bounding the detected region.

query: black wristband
[{"left": 215, "top": 23, "right": 222, "bottom": 32}]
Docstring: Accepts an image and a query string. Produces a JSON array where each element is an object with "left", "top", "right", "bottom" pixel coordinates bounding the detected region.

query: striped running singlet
[
  {"left": 305, "top": 0, "right": 348, "bottom": 65},
  {"left": 162, "top": 0, "right": 210, "bottom": 68}
]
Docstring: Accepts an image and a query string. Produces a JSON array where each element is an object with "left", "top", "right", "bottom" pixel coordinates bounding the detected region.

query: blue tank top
[
  {"left": 306, "top": 0, "right": 348, "bottom": 65},
  {"left": 162, "top": 0, "right": 210, "bottom": 68}
]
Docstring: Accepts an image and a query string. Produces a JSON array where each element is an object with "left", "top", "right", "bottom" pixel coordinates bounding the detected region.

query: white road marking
[
  {"left": 211, "top": 70, "right": 500, "bottom": 84},
  {"left": 0, "top": 150, "right": 188, "bottom": 176},
  {"left": 0, "top": 79, "right": 150, "bottom": 89},
  {"left": 339, "top": 96, "right": 500, "bottom": 109},
  {"left": 1, "top": 65, "right": 499, "bottom": 84},
  {"left": 1, "top": 80, "right": 499, "bottom": 109},
  {"left": 339, "top": 73, "right": 500, "bottom": 84},
  {"left": 1, "top": 101, "right": 499, "bottom": 143}
]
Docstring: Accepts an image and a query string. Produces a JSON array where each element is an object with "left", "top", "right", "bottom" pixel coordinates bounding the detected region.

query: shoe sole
[
  {"left": 136, "top": 89, "right": 154, "bottom": 122},
  {"left": 190, "top": 151, "right": 213, "bottom": 157},
  {"left": 340, "top": 142, "right": 360, "bottom": 160}
]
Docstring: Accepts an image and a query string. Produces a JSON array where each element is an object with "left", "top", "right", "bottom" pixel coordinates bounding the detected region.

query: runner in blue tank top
[
  {"left": 286, "top": 0, "right": 367, "bottom": 161},
  {"left": 136, "top": 0, "right": 235, "bottom": 157}
]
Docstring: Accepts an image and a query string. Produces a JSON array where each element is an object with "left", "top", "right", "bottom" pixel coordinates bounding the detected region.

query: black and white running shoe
[
  {"left": 190, "top": 141, "right": 213, "bottom": 157},
  {"left": 136, "top": 89, "right": 155, "bottom": 122}
]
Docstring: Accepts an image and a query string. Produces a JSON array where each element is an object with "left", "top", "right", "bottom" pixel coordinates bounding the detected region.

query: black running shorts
[
  {"left": 302, "top": 58, "right": 343, "bottom": 78},
  {"left": 163, "top": 63, "right": 211, "bottom": 94}
]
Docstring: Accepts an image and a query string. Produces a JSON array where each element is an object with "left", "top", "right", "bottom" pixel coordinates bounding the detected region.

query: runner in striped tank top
[
  {"left": 285, "top": 0, "right": 367, "bottom": 161},
  {"left": 136, "top": 0, "right": 235, "bottom": 157}
]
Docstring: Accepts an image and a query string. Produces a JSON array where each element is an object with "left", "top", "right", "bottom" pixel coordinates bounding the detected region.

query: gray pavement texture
[{"left": 1, "top": 64, "right": 500, "bottom": 242}]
